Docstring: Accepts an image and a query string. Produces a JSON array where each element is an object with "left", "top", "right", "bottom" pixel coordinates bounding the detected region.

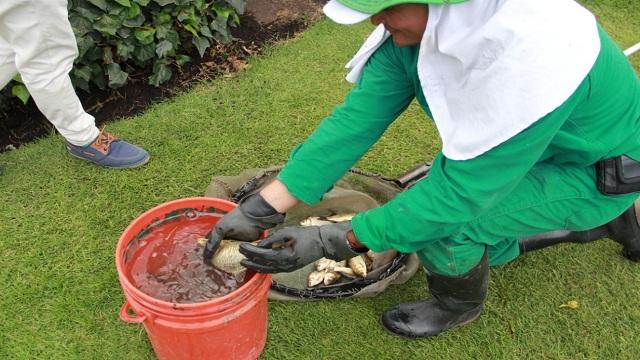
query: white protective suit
[{"left": 0, "top": 0, "right": 99, "bottom": 146}]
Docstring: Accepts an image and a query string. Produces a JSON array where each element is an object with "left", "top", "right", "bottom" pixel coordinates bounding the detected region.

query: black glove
[
  {"left": 238, "top": 221, "right": 367, "bottom": 273},
  {"left": 203, "top": 193, "right": 285, "bottom": 262}
]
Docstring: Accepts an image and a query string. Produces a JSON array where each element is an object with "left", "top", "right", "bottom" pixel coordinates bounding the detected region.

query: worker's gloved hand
[
  {"left": 238, "top": 221, "right": 367, "bottom": 273},
  {"left": 203, "top": 193, "right": 285, "bottom": 262}
]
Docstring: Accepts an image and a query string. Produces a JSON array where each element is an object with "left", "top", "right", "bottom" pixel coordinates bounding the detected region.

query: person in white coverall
[{"left": 0, "top": 0, "right": 149, "bottom": 169}]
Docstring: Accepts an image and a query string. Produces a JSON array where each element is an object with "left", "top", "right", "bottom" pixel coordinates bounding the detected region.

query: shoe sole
[{"left": 68, "top": 152, "right": 150, "bottom": 169}]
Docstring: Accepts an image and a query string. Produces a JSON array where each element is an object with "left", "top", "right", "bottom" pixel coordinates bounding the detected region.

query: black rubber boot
[
  {"left": 381, "top": 252, "right": 488, "bottom": 338},
  {"left": 605, "top": 200, "right": 640, "bottom": 261},
  {"left": 518, "top": 200, "right": 640, "bottom": 262}
]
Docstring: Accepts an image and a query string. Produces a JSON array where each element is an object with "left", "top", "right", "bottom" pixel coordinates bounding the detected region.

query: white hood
[{"left": 345, "top": 0, "right": 600, "bottom": 160}]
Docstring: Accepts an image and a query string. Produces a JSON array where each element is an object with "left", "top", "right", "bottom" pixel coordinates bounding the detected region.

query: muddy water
[{"left": 126, "top": 213, "right": 247, "bottom": 304}]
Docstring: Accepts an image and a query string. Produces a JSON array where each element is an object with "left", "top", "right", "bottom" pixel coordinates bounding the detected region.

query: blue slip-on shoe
[{"left": 66, "top": 129, "right": 150, "bottom": 169}]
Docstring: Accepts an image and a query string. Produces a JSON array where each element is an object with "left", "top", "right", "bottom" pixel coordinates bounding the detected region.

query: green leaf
[
  {"left": 74, "top": 66, "right": 93, "bottom": 82},
  {"left": 84, "top": 46, "right": 103, "bottom": 62},
  {"left": 230, "top": 11, "right": 240, "bottom": 25},
  {"left": 113, "top": 0, "right": 131, "bottom": 7},
  {"left": 175, "top": 54, "right": 191, "bottom": 65},
  {"left": 225, "top": 0, "right": 245, "bottom": 15},
  {"left": 116, "top": 41, "right": 136, "bottom": 60},
  {"left": 192, "top": 36, "right": 209, "bottom": 58},
  {"left": 134, "top": 27, "right": 156, "bottom": 45},
  {"left": 123, "top": 13, "right": 145, "bottom": 27},
  {"left": 210, "top": 14, "right": 229, "bottom": 34},
  {"left": 183, "top": 24, "right": 198, "bottom": 37},
  {"left": 212, "top": 4, "right": 232, "bottom": 19},
  {"left": 133, "top": 0, "right": 150, "bottom": 5},
  {"left": 107, "top": 63, "right": 129, "bottom": 88},
  {"left": 155, "top": 12, "right": 172, "bottom": 25},
  {"left": 11, "top": 84, "right": 30, "bottom": 104},
  {"left": 148, "top": 61, "right": 172, "bottom": 86},
  {"left": 102, "top": 46, "right": 114, "bottom": 64},
  {"left": 155, "top": 23, "right": 171, "bottom": 39},
  {"left": 127, "top": 2, "right": 140, "bottom": 18},
  {"left": 89, "top": 63, "right": 106, "bottom": 90},
  {"left": 117, "top": 26, "right": 132, "bottom": 38},
  {"left": 153, "top": 0, "right": 175, "bottom": 5},
  {"left": 155, "top": 40, "right": 173, "bottom": 58},
  {"left": 69, "top": 14, "right": 94, "bottom": 37},
  {"left": 178, "top": 7, "right": 197, "bottom": 25},
  {"left": 106, "top": 3, "right": 127, "bottom": 15},
  {"left": 72, "top": 77, "right": 90, "bottom": 93},
  {"left": 72, "top": 5, "right": 101, "bottom": 21},
  {"left": 76, "top": 35, "right": 96, "bottom": 59},
  {"left": 88, "top": 0, "right": 108, "bottom": 10},
  {"left": 213, "top": 31, "right": 232, "bottom": 44},
  {"left": 200, "top": 24, "right": 212, "bottom": 38},
  {"left": 210, "top": 15, "right": 231, "bottom": 43},
  {"left": 133, "top": 43, "right": 155, "bottom": 62},
  {"left": 156, "top": 29, "right": 180, "bottom": 57},
  {"left": 164, "top": 30, "right": 180, "bottom": 47},
  {"left": 93, "top": 14, "right": 120, "bottom": 36}
]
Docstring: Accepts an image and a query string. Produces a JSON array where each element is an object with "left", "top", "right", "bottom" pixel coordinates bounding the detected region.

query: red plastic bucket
[{"left": 116, "top": 197, "right": 271, "bottom": 360}]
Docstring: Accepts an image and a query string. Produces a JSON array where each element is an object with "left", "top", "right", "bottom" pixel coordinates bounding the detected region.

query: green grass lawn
[{"left": 1, "top": 1, "right": 639, "bottom": 359}]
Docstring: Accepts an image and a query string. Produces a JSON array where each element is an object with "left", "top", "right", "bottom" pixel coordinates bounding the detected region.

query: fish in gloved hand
[
  {"left": 197, "top": 237, "right": 253, "bottom": 274},
  {"left": 202, "top": 192, "right": 285, "bottom": 263},
  {"left": 238, "top": 220, "right": 368, "bottom": 273}
]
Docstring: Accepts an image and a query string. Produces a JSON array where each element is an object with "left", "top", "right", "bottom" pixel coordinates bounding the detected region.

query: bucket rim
[{"left": 115, "top": 196, "right": 271, "bottom": 310}]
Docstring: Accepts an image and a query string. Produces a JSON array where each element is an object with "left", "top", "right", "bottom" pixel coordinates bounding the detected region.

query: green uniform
[{"left": 278, "top": 26, "right": 640, "bottom": 276}]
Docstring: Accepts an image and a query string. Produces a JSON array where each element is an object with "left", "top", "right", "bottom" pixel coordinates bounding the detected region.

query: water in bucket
[{"left": 124, "top": 210, "right": 248, "bottom": 303}]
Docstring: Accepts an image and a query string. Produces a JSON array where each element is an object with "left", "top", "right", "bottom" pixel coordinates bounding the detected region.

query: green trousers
[{"left": 418, "top": 161, "right": 639, "bottom": 276}]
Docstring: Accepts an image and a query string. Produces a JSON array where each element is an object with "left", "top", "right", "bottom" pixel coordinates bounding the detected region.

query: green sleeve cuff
[{"left": 351, "top": 212, "right": 394, "bottom": 253}]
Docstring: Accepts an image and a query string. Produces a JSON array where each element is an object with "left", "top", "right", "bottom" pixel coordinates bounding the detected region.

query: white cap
[{"left": 323, "top": 0, "right": 372, "bottom": 25}]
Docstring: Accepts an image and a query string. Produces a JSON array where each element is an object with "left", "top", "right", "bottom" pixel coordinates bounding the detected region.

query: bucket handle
[{"left": 119, "top": 301, "right": 147, "bottom": 324}]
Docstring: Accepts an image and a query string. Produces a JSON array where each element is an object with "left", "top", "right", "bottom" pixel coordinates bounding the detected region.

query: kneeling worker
[{"left": 205, "top": 0, "right": 640, "bottom": 338}]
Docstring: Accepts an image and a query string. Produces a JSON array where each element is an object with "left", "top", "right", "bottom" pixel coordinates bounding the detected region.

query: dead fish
[
  {"left": 323, "top": 271, "right": 341, "bottom": 286},
  {"left": 300, "top": 213, "right": 355, "bottom": 227},
  {"left": 348, "top": 255, "right": 367, "bottom": 278},
  {"left": 366, "top": 249, "right": 397, "bottom": 271},
  {"left": 325, "top": 213, "right": 355, "bottom": 222},
  {"left": 335, "top": 260, "right": 347, "bottom": 267},
  {"left": 362, "top": 255, "right": 373, "bottom": 271},
  {"left": 333, "top": 266, "right": 356, "bottom": 278},
  {"left": 300, "top": 217, "right": 334, "bottom": 227},
  {"left": 307, "top": 270, "right": 325, "bottom": 287},
  {"left": 197, "top": 237, "right": 247, "bottom": 274},
  {"left": 315, "top": 257, "right": 336, "bottom": 271},
  {"left": 211, "top": 240, "right": 247, "bottom": 274},
  {"left": 197, "top": 237, "right": 208, "bottom": 247}
]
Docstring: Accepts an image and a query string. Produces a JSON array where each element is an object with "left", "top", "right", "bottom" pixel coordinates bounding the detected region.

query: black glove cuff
[
  {"left": 320, "top": 221, "right": 362, "bottom": 260},
  {"left": 238, "top": 192, "right": 286, "bottom": 226},
  {"left": 239, "top": 192, "right": 281, "bottom": 217}
]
